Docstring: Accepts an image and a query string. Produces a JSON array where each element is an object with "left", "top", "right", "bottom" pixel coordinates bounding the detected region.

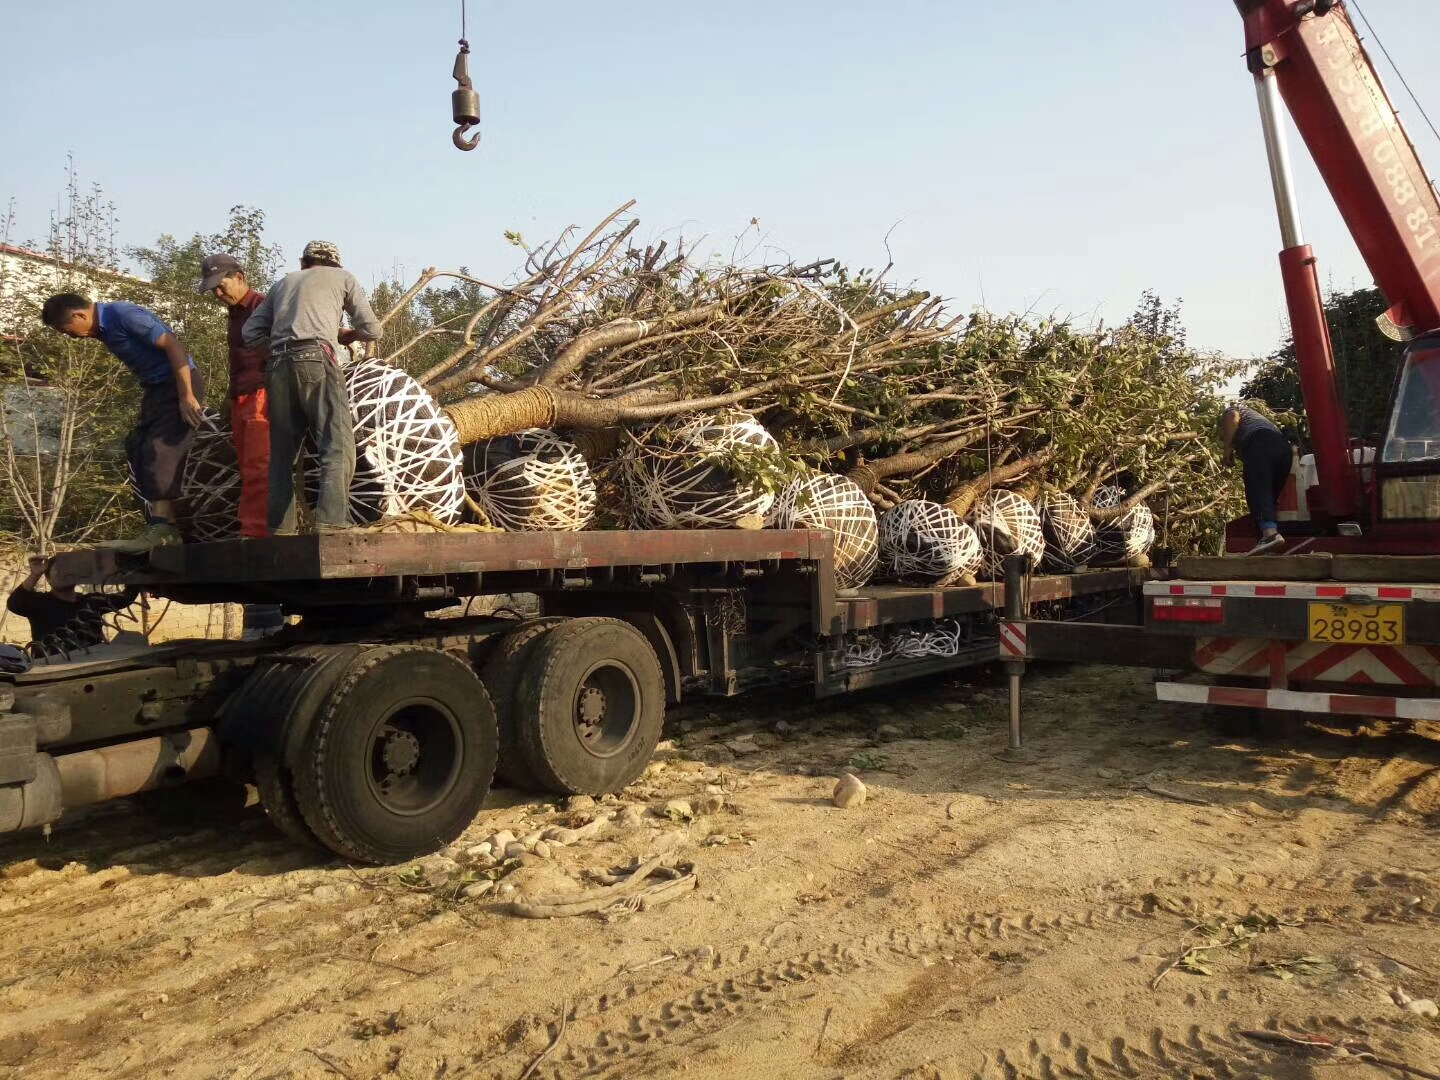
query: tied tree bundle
[{"left": 358, "top": 204, "right": 1243, "bottom": 552}]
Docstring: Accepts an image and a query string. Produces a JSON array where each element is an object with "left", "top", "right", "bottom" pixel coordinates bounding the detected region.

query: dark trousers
[
  {"left": 126, "top": 369, "right": 205, "bottom": 508},
  {"left": 1239, "top": 428, "right": 1293, "bottom": 533},
  {"left": 266, "top": 343, "right": 355, "bottom": 533}
]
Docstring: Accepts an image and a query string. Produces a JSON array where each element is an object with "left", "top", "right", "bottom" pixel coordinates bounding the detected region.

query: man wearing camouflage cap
[{"left": 242, "top": 240, "right": 382, "bottom": 534}]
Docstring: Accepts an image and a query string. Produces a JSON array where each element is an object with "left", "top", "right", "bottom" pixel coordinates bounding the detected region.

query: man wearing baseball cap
[
  {"left": 198, "top": 254, "right": 270, "bottom": 538},
  {"left": 241, "top": 241, "right": 382, "bottom": 534}
]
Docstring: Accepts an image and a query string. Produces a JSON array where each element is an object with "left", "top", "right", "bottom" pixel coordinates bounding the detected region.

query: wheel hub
[
  {"left": 381, "top": 728, "right": 422, "bottom": 775},
  {"left": 577, "top": 685, "right": 607, "bottom": 734}
]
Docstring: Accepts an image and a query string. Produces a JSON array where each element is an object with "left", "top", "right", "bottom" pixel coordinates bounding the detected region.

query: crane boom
[{"left": 1236, "top": 0, "right": 1440, "bottom": 523}]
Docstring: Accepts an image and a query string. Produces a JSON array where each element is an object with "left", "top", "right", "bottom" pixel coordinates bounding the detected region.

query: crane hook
[{"left": 451, "top": 38, "right": 481, "bottom": 151}]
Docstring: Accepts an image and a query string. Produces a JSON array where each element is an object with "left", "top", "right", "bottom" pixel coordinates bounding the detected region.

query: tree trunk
[{"left": 944, "top": 447, "right": 1057, "bottom": 517}]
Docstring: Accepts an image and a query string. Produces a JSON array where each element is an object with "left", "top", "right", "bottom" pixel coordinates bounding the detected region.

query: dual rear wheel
[{"left": 244, "top": 617, "right": 664, "bottom": 863}]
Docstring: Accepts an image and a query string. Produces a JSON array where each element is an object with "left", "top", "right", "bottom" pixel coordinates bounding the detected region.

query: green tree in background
[
  {"left": 0, "top": 162, "right": 140, "bottom": 549},
  {"left": 369, "top": 271, "right": 489, "bottom": 379},
  {"left": 1, "top": 157, "right": 285, "bottom": 549},
  {"left": 129, "top": 206, "right": 284, "bottom": 406},
  {"left": 1241, "top": 286, "right": 1404, "bottom": 442}
]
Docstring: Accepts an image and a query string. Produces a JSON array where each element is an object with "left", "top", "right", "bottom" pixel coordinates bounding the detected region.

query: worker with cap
[
  {"left": 198, "top": 253, "right": 271, "bottom": 538},
  {"left": 39, "top": 293, "right": 204, "bottom": 553},
  {"left": 241, "top": 241, "right": 382, "bottom": 534}
]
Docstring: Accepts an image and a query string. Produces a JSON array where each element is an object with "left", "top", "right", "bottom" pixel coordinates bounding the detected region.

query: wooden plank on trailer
[
  {"left": 1331, "top": 555, "right": 1440, "bottom": 583},
  {"left": 48, "top": 528, "right": 834, "bottom": 587},
  {"left": 1177, "top": 554, "right": 1333, "bottom": 581}
]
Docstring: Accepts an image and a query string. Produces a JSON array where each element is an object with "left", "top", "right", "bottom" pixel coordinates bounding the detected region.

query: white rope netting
[
  {"left": 770, "top": 473, "right": 879, "bottom": 590},
  {"left": 1092, "top": 484, "right": 1124, "bottom": 510},
  {"left": 304, "top": 357, "right": 465, "bottom": 525},
  {"left": 182, "top": 412, "right": 243, "bottom": 542},
  {"left": 878, "top": 500, "right": 982, "bottom": 585},
  {"left": 126, "top": 410, "right": 242, "bottom": 542},
  {"left": 843, "top": 619, "right": 965, "bottom": 668},
  {"left": 1039, "top": 491, "right": 1097, "bottom": 572},
  {"left": 1095, "top": 502, "right": 1156, "bottom": 564},
  {"left": 622, "top": 413, "right": 780, "bottom": 529},
  {"left": 968, "top": 489, "right": 1046, "bottom": 579},
  {"left": 464, "top": 429, "right": 596, "bottom": 531}
]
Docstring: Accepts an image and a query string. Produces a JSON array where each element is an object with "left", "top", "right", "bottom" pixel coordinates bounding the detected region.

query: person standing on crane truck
[
  {"left": 240, "top": 241, "right": 382, "bottom": 535},
  {"left": 1220, "top": 403, "right": 1293, "bottom": 555},
  {"left": 198, "top": 254, "right": 271, "bottom": 538},
  {"left": 40, "top": 294, "right": 204, "bottom": 553}
]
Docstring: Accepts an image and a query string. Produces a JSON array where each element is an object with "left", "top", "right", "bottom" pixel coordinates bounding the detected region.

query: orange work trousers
[{"left": 231, "top": 390, "right": 271, "bottom": 538}]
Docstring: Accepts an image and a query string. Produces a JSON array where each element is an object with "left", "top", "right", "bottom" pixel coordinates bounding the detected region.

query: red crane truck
[{"left": 1002, "top": 0, "right": 1440, "bottom": 741}]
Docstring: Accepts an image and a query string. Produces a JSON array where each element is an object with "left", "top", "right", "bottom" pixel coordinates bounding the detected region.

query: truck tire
[
  {"left": 292, "top": 645, "right": 498, "bottom": 864},
  {"left": 514, "top": 618, "right": 665, "bottom": 795},
  {"left": 478, "top": 618, "right": 567, "bottom": 791},
  {"left": 253, "top": 754, "right": 321, "bottom": 850},
  {"left": 226, "top": 646, "right": 360, "bottom": 849}
]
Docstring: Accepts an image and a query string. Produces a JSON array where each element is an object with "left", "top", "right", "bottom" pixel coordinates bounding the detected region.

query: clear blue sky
[{"left": 2, "top": 0, "right": 1438, "bottom": 360}]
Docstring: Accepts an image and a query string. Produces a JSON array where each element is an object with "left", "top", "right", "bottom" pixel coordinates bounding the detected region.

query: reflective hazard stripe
[
  {"left": 998, "top": 621, "right": 1028, "bottom": 659},
  {"left": 1155, "top": 681, "right": 1440, "bottom": 721},
  {"left": 1143, "top": 581, "right": 1440, "bottom": 602}
]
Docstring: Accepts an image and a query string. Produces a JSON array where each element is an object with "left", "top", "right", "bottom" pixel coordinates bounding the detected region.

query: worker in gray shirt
[{"left": 242, "top": 241, "right": 382, "bottom": 534}]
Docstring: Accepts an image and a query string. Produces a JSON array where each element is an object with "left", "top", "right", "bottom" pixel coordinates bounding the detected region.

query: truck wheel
[
  {"left": 514, "top": 618, "right": 665, "bottom": 795},
  {"left": 228, "top": 646, "right": 359, "bottom": 850},
  {"left": 293, "top": 645, "right": 498, "bottom": 864},
  {"left": 478, "top": 618, "right": 567, "bottom": 791},
  {"left": 253, "top": 754, "right": 321, "bottom": 850}
]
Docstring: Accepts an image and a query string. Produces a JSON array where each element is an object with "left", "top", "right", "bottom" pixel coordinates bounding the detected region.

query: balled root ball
[
  {"left": 1038, "top": 490, "right": 1097, "bottom": 572},
  {"left": 304, "top": 357, "right": 466, "bottom": 525},
  {"left": 1095, "top": 501, "right": 1156, "bottom": 565},
  {"left": 878, "top": 499, "right": 982, "bottom": 585},
  {"left": 771, "top": 473, "right": 879, "bottom": 590},
  {"left": 464, "top": 429, "right": 597, "bottom": 531},
  {"left": 968, "top": 489, "right": 1046, "bottom": 580},
  {"left": 622, "top": 412, "right": 782, "bottom": 529}
]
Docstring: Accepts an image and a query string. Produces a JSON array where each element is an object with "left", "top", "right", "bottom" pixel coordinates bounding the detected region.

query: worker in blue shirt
[{"left": 41, "top": 293, "right": 205, "bottom": 553}]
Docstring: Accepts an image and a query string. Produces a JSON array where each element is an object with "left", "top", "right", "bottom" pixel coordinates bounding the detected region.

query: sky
[{"left": 2, "top": 0, "right": 1439, "bottom": 363}]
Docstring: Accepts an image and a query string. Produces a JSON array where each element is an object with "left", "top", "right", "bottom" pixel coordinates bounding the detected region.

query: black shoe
[{"left": 1245, "top": 533, "right": 1285, "bottom": 556}]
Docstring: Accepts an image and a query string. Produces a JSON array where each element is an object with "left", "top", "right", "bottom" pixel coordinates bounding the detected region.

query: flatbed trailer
[
  {"left": 0, "top": 528, "right": 1143, "bottom": 863},
  {"left": 999, "top": 553, "right": 1440, "bottom": 738}
]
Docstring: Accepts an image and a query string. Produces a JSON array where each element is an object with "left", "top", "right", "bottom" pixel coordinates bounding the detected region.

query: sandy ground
[{"left": 2, "top": 665, "right": 1439, "bottom": 1080}]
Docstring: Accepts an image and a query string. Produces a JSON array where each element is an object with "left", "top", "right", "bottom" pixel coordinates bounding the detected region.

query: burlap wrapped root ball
[
  {"left": 623, "top": 412, "right": 781, "bottom": 529},
  {"left": 463, "top": 429, "right": 596, "bottom": 531},
  {"left": 879, "top": 499, "right": 982, "bottom": 585},
  {"left": 771, "top": 474, "right": 879, "bottom": 590},
  {"left": 968, "top": 489, "right": 1046, "bottom": 579},
  {"left": 1095, "top": 502, "right": 1156, "bottom": 565},
  {"left": 304, "top": 357, "right": 466, "bottom": 525},
  {"left": 1039, "top": 491, "right": 1097, "bottom": 571}
]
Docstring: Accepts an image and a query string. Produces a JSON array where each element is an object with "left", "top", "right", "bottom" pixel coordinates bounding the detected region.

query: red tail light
[{"left": 1152, "top": 597, "right": 1224, "bottom": 624}]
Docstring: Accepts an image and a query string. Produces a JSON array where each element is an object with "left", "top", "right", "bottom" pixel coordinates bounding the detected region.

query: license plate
[{"left": 1307, "top": 602, "right": 1405, "bottom": 645}]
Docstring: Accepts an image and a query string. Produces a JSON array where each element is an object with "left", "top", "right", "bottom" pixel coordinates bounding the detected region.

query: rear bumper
[{"left": 1156, "top": 681, "right": 1440, "bottom": 721}]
